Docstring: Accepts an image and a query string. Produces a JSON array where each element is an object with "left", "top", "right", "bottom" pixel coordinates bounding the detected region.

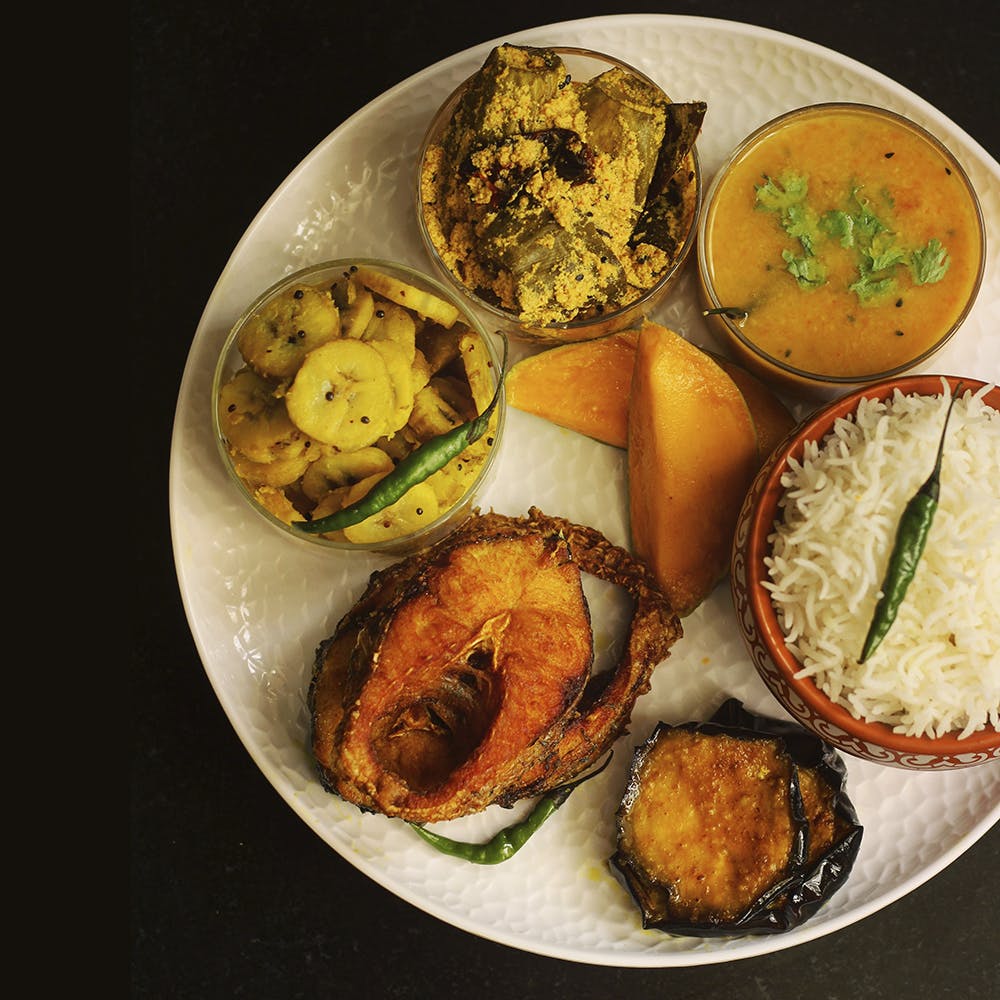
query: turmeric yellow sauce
[
  {"left": 622, "top": 730, "right": 796, "bottom": 923},
  {"left": 704, "top": 107, "right": 983, "bottom": 377}
]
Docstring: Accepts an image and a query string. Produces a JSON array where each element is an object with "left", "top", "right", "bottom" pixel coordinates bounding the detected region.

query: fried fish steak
[{"left": 309, "top": 507, "right": 681, "bottom": 823}]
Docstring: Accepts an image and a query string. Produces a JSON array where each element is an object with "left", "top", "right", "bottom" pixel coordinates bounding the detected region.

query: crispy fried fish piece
[{"left": 309, "top": 508, "right": 681, "bottom": 823}]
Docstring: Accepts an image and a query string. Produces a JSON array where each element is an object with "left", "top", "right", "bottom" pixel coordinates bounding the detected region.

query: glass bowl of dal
[
  {"left": 212, "top": 258, "right": 506, "bottom": 556},
  {"left": 698, "top": 104, "right": 985, "bottom": 399},
  {"left": 417, "top": 43, "right": 704, "bottom": 345},
  {"left": 732, "top": 373, "right": 1000, "bottom": 770}
]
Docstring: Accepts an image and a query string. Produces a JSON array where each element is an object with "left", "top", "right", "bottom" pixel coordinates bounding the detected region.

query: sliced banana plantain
[
  {"left": 285, "top": 339, "right": 393, "bottom": 450},
  {"left": 231, "top": 448, "right": 313, "bottom": 488},
  {"left": 253, "top": 484, "right": 306, "bottom": 525},
  {"left": 410, "top": 348, "right": 432, "bottom": 397},
  {"left": 429, "top": 374, "right": 477, "bottom": 422},
  {"left": 341, "top": 473, "right": 441, "bottom": 544},
  {"left": 407, "top": 384, "right": 465, "bottom": 441},
  {"left": 354, "top": 265, "right": 461, "bottom": 329},
  {"left": 237, "top": 284, "right": 341, "bottom": 379},
  {"left": 458, "top": 329, "right": 497, "bottom": 414},
  {"left": 219, "top": 367, "right": 311, "bottom": 464},
  {"left": 375, "top": 425, "right": 422, "bottom": 462},
  {"left": 361, "top": 300, "right": 417, "bottom": 362},
  {"left": 300, "top": 445, "right": 395, "bottom": 502},
  {"left": 417, "top": 324, "right": 464, "bottom": 374},
  {"left": 424, "top": 458, "right": 478, "bottom": 511},
  {"left": 330, "top": 271, "right": 376, "bottom": 339},
  {"left": 369, "top": 338, "right": 416, "bottom": 434},
  {"left": 307, "top": 485, "right": 354, "bottom": 541}
]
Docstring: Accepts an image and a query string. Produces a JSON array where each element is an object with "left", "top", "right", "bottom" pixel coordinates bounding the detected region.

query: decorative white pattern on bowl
[{"left": 731, "top": 375, "right": 1000, "bottom": 771}]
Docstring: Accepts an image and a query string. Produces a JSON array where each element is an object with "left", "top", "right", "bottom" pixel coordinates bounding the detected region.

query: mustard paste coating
[{"left": 421, "top": 45, "right": 700, "bottom": 327}]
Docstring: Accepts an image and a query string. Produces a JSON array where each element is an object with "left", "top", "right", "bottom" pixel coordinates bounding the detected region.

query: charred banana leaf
[
  {"left": 652, "top": 100, "right": 707, "bottom": 190},
  {"left": 630, "top": 101, "right": 707, "bottom": 254},
  {"left": 611, "top": 698, "right": 862, "bottom": 936}
]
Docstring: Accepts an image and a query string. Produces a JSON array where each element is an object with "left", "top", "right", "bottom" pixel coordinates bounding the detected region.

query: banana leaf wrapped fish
[
  {"left": 439, "top": 44, "right": 567, "bottom": 164},
  {"left": 577, "top": 67, "right": 669, "bottom": 228}
]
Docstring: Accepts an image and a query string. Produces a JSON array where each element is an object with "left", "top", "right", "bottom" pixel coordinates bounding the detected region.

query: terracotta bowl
[{"left": 732, "top": 373, "right": 1000, "bottom": 769}]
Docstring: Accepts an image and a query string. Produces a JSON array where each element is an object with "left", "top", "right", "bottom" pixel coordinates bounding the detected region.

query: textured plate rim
[{"left": 169, "top": 13, "right": 1000, "bottom": 968}]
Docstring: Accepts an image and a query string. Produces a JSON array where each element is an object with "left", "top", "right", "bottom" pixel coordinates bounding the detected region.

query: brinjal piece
[
  {"left": 611, "top": 699, "right": 862, "bottom": 936},
  {"left": 708, "top": 698, "right": 864, "bottom": 927},
  {"left": 479, "top": 195, "right": 627, "bottom": 319},
  {"left": 578, "top": 67, "right": 669, "bottom": 226},
  {"left": 440, "top": 44, "right": 567, "bottom": 165},
  {"left": 613, "top": 722, "right": 807, "bottom": 931}
]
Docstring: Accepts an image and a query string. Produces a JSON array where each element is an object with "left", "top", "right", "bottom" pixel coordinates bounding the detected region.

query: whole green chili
[
  {"left": 858, "top": 383, "right": 963, "bottom": 663},
  {"left": 297, "top": 333, "right": 508, "bottom": 535},
  {"left": 406, "top": 753, "right": 612, "bottom": 865}
]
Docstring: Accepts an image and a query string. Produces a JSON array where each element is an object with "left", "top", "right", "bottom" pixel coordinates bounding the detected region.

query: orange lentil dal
[{"left": 703, "top": 107, "right": 983, "bottom": 378}]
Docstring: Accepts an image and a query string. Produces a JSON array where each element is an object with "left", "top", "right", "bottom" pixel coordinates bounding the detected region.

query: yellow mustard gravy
[{"left": 704, "top": 108, "right": 983, "bottom": 378}]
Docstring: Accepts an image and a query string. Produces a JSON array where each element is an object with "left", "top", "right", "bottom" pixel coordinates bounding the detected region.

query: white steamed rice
[{"left": 763, "top": 378, "right": 1000, "bottom": 739}]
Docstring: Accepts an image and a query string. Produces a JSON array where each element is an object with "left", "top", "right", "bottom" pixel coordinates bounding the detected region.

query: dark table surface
[{"left": 131, "top": 2, "right": 999, "bottom": 996}]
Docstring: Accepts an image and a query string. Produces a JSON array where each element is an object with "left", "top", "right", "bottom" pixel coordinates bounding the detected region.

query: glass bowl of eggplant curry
[{"left": 417, "top": 43, "right": 705, "bottom": 345}]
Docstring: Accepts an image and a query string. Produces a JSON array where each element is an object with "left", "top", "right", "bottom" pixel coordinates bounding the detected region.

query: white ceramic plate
[{"left": 170, "top": 15, "right": 1000, "bottom": 967}]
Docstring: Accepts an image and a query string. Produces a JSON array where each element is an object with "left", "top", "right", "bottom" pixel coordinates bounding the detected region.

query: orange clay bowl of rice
[{"left": 732, "top": 374, "right": 999, "bottom": 770}]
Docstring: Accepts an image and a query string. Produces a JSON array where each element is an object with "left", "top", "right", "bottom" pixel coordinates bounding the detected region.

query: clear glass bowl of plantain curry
[
  {"left": 212, "top": 258, "right": 507, "bottom": 555},
  {"left": 417, "top": 44, "right": 705, "bottom": 345}
]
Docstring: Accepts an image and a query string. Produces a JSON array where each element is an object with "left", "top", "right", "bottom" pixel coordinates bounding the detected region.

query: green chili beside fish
[
  {"left": 858, "top": 383, "right": 963, "bottom": 663},
  {"left": 297, "top": 334, "right": 508, "bottom": 536},
  {"left": 407, "top": 754, "right": 612, "bottom": 864}
]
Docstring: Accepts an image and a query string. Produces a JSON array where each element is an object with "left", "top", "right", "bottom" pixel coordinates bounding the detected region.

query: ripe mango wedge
[
  {"left": 627, "top": 321, "right": 759, "bottom": 617},
  {"left": 710, "top": 355, "right": 796, "bottom": 463},
  {"left": 506, "top": 328, "right": 794, "bottom": 462}
]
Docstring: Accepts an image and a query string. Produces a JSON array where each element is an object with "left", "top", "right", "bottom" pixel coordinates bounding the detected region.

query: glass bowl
[
  {"left": 212, "top": 258, "right": 506, "bottom": 556},
  {"left": 417, "top": 44, "right": 703, "bottom": 345},
  {"left": 698, "top": 103, "right": 985, "bottom": 400},
  {"left": 732, "top": 373, "right": 1000, "bottom": 769}
]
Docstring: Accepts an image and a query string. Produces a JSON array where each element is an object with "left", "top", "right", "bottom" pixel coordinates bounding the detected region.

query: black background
[{"left": 131, "top": 2, "right": 999, "bottom": 996}]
